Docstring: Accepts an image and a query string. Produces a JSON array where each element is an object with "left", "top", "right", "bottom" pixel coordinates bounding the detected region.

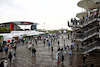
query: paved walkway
[
  {"left": 11, "top": 35, "right": 73, "bottom": 67},
  {"left": 0, "top": 34, "right": 100, "bottom": 67}
]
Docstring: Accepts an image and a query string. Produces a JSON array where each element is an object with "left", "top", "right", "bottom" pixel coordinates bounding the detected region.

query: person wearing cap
[{"left": 4, "top": 59, "right": 8, "bottom": 67}]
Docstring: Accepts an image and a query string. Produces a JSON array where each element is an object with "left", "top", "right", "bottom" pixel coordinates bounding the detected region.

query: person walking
[
  {"left": 58, "top": 41, "right": 59, "bottom": 46},
  {"left": 4, "top": 46, "right": 8, "bottom": 55},
  {"left": 56, "top": 51, "right": 60, "bottom": 65},
  {"left": 58, "top": 47, "right": 60, "bottom": 51},
  {"left": 67, "top": 34, "right": 69, "bottom": 39},
  {"left": 8, "top": 52, "right": 12, "bottom": 64},
  {"left": 64, "top": 39, "right": 65, "bottom": 44},
  {"left": 43, "top": 40, "right": 45, "bottom": 45},
  {"left": 0, "top": 46, "right": 3, "bottom": 53},
  {"left": 90, "top": 64, "right": 94, "bottom": 67},
  {"left": 31, "top": 40, "right": 34, "bottom": 47},
  {"left": 13, "top": 43, "right": 17, "bottom": 51},
  {"left": 31, "top": 47, "right": 36, "bottom": 56},
  {"left": 70, "top": 45, "right": 73, "bottom": 52},
  {"left": 64, "top": 45, "right": 67, "bottom": 52},
  {"left": 82, "top": 54, "right": 87, "bottom": 66},
  {"left": 3, "top": 41, "right": 6, "bottom": 46},
  {"left": 48, "top": 41, "right": 50, "bottom": 46},
  {"left": 25, "top": 38, "right": 28, "bottom": 45},
  {"left": 71, "top": 18, "right": 73, "bottom": 24},
  {"left": 61, "top": 47, "right": 63, "bottom": 52},
  {"left": 12, "top": 50, "right": 16, "bottom": 61},
  {"left": 61, "top": 34, "right": 63, "bottom": 39},
  {"left": 51, "top": 46, "right": 53, "bottom": 53},
  {"left": 28, "top": 42, "right": 32, "bottom": 50},
  {"left": 35, "top": 40, "right": 37, "bottom": 45},
  {"left": 1, "top": 61, "right": 4, "bottom": 67},
  {"left": 4, "top": 59, "right": 8, "bottom": 67},
  {"left": 51, "top": 39, "right": 53, "bottom": 44},
  {"left": 67, "top": 45, "right": 69, "bottom": 49},
  {"left": 21, "top": 38, "right": 24, "bottom": 44},
  {"left": 32, "top": 47, "right": 34, "bottom": 56},
  {"left": 46, "top": 37, "right": 49, "bottom": 42},
  {"left": 68, "top": 50, "right": 72, "bottom": 59},
  {"left": 8, "top": 45, "right": 13, "bottom": 53},
  {"left": 61, "top": 53, "right": 64, "bottom": 64}
]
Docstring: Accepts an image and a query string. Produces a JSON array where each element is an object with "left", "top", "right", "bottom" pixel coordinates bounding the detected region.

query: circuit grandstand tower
[{"left": 68, "top": 0, "right": 100, "bottom": 54}]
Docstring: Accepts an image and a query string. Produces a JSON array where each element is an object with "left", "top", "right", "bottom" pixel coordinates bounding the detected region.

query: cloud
[
  {"left": 0, "top": 0, "right": 16, "bottom": 8},
  {"left": 0, "top": 0, "right": 81, "bottom": 30}
]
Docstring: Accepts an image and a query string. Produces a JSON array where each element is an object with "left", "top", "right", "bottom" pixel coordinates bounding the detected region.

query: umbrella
[
  {"left": 7, "top": 40, "right": 10, "bottom": 42},
  {"left": 68, "top": 51, "right": 72, "bottom": 55}
]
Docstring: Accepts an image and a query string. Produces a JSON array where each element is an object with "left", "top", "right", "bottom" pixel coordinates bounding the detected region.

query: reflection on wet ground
[{"left": 0, "top": 35, "right": 100, "bottom": 67}]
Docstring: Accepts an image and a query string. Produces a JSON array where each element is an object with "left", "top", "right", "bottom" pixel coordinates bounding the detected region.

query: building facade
[
  {"left": 68, "top": 0, "right": 100, "bottom": 54},
  {"left": 0, "top": 21, "right": 38, "bottom": 31}
]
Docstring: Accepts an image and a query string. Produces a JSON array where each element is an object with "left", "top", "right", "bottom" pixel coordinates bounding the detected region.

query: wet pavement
[{"left": 0, "top": 34, "right": 100, "bottom": 67}]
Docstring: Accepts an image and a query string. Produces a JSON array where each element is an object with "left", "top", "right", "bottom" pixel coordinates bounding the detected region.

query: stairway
[{"left": 82, "top": 46, "right": 100, "bottom": 54}]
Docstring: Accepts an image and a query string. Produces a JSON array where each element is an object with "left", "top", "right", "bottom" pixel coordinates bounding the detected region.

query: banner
[{"left": 10, "top": 23, "right": 13, "bottom": 30}]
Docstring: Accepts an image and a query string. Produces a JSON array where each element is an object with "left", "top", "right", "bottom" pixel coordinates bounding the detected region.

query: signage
[
  {"left": 21, "top": 22, "right": 33, "bottom": 24},
  {"left": 10, "top": 23, "right": 13, "bottom": 30},
  {"left": 31, "top": 25, "right": 36, "bottom": 30}
]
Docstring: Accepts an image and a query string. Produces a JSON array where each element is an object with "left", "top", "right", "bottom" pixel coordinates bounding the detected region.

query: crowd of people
[
  {"left": 0, "top": 41, "right": 17, "bottom": 67},
  {"left": 0, "top": 33, "right": 91, "bottom": 67},
  {"left": 68, "top": 8, "right": 100, "bottom": 26},
  {"left": 25, "top": 33, "right": 74, "bottom": 65}
]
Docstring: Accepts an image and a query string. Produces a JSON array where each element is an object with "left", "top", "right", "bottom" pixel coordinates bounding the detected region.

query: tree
[{"left": 0, "top": 27, "right": 11, "bottom": 32}]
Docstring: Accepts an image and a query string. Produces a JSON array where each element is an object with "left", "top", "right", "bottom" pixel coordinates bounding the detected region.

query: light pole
[{"left": 44, "top": 22, "right": 45, "bottom": 31}]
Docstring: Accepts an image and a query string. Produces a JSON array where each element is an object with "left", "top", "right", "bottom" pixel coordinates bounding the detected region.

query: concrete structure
[
  {"left": 0, "top": 21, "right": 38, "bottom": 31},
  {"left": 68, "top": 0, "right": 100, "bottom": 54}
]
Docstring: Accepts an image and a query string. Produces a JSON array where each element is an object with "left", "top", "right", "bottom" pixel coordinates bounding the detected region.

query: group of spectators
[
  {"left": 69, "top": 7, "right": 100, "bottom": 26},
  {"left": 0, "top": 41, "right": 17, "bottom": 67}
]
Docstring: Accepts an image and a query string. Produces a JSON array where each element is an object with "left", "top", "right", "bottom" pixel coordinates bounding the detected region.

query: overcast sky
[{"left": 0, "top": 0, "right": 82, "bottom": 30}]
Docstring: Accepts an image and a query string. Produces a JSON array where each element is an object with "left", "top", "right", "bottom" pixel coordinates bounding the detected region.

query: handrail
[
  {"left": 73, "top": 32, "right": 99, "bottom": 41},
  {"left": 82, "top": 46, "right": 100, "bottom": 54},
  {"left": 79, "top": 41, "right": 97, "bottom": 48},
  {"left": 84, "top": 28, "right": 98, "bottom": 37},
  {"left": 79, "top": 41, "right": 98, "bottom": 53},
  {"left": 84, "top": 26, "right": 98, "bottom": 34},
  {"left": 68, "top": 15, "right": 97, "bottom": 28},
  {"left": 74, "top": 26, "right": 98, "bottom": 35},
  {"left": 74, "top": 26, "right": 98, "bottom": 40}
]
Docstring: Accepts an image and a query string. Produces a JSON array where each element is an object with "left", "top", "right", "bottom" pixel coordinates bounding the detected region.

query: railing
[
  {"left": 68, "top": 15, "right": 97, "bottom": 28},
  {"left": 73, "top": 27, "right": 98, "bottom": 40},
  {"left": 73, "top": 32, "right": 98, "bottom": 41},
  {"left": 79, "top": 41, "right": 98, "bottom": 52},
  {"left": 68, "top": 21, "right": 80, "bottom": 27},
  {"left": 84, "top": 26, "right": 98, "bottom": 34},
  {"left": 74, "top": 33, "right": 84, "bottom": 39},
  {"left": 79, "top": 41, "right": 97, "bottom": 49},
  {"left": 84, "top": 27, "right": 98, "bottom": 37},
  {"left": 82, "top": 46, "right": 100, "bottom": 54}
]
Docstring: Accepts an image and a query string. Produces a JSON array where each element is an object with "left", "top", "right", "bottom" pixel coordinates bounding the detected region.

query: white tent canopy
[
  {"left": 63, "top": 30, "right": 67, "bottom": 33},
  {"left": 0, "top": 31, "right": 45, "bottom": 41}
]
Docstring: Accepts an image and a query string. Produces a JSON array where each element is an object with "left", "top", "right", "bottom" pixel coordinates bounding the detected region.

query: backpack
[
  {"left": 34, "top": 49, "right": 36, "bottom": 53},
  {"left": 32, "top": 48, "right": 34, "bottom": 52},
  {"left": 5, "top": 47, "right": 8, "bottom": 51}
]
